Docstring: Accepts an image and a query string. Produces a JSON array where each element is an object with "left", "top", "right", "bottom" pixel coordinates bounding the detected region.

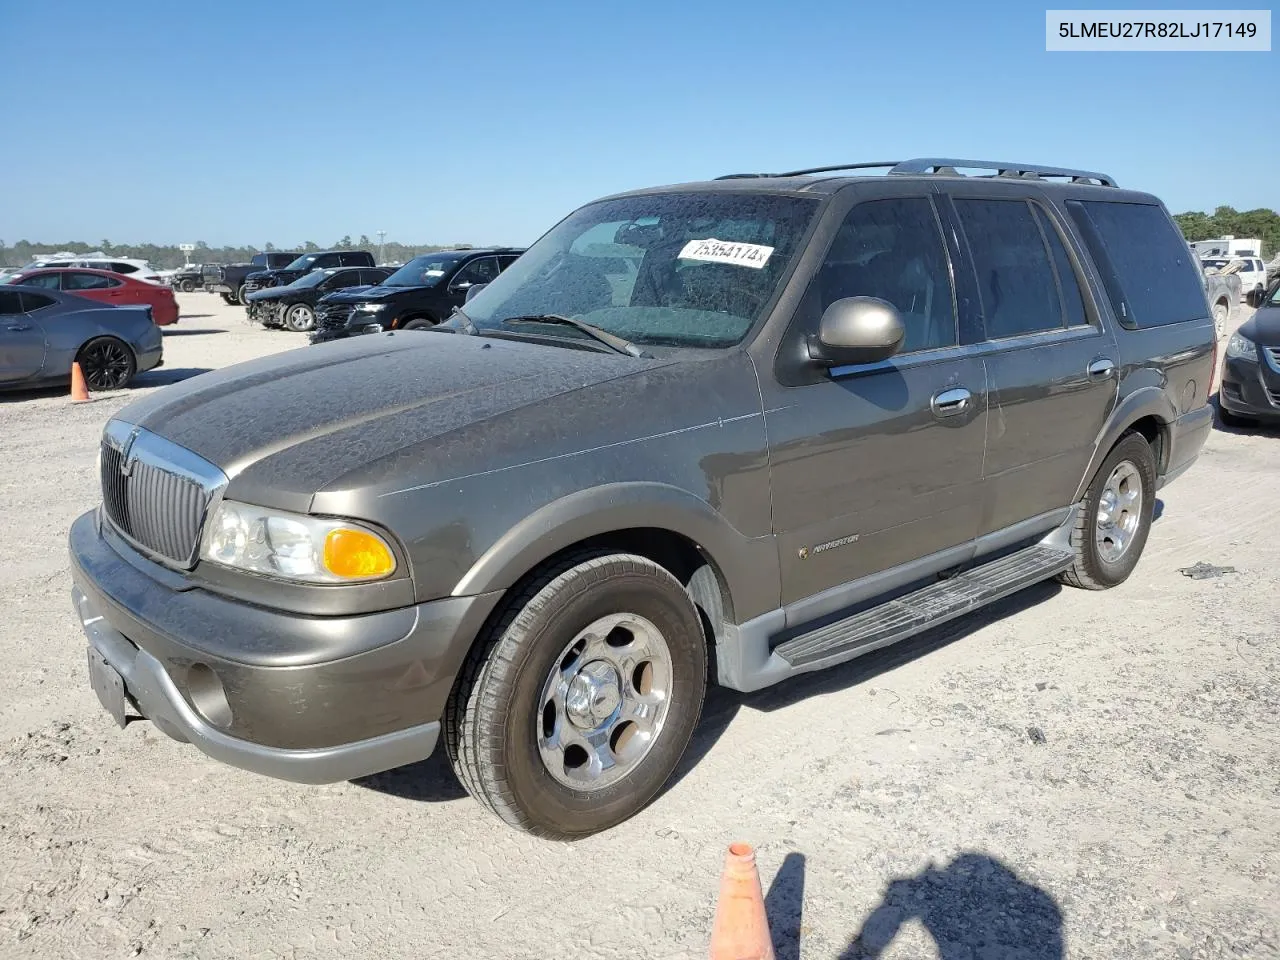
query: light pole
[{"left": 377, "top": 231, "right": 386, "bottom": 264}]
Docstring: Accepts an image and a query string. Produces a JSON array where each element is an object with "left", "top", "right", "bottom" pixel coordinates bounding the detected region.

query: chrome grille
[{"left": 99, "top": 422, "right": 227, "bottom": 568}]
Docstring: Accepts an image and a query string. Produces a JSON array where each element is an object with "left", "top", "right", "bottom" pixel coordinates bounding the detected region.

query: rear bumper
[
  {"left": 210, "top": 283, "right": 233, "bottom": 295},
  {"left": 68, "top": 509, "right": 502, "bottom": 783}
]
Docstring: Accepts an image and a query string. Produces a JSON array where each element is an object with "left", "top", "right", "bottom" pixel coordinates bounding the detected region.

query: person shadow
[{"left": 839, "top": 853, "right": 1063, "bottom": 959}]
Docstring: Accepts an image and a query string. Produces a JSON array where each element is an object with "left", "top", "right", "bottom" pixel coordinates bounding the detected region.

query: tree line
[
  {"left": 1172, "top": 206, "right": 1279, "bottom": 259},
  {"left": 0, "top": 235, "right": 501, "bottom": 270}
]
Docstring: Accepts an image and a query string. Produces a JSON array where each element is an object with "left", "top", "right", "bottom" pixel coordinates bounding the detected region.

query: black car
[
  {"left": 244, "top": 267, "right": 394, "bottom": 332},
  {"left": 242, "top": 250, "right": 376, "bottom": 302},
  {"left": 310, "top": 248, "right": 523, "bottom": 343},
  {"left": 1219, "top": 279, "right": 1280, "bottom": 428},
  {"left": 167, "top": 264, "right": 206, "bottom": 293}
]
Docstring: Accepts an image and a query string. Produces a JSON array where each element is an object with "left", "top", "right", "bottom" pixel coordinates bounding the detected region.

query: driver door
[{"left": 0, "top": 289, "right": 48, "bottom": 383}]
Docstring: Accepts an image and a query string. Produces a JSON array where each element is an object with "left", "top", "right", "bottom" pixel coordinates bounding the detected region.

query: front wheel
[
  {"left": 180, "top": 279, "right": 195, "bottom": 293},
  {"left": 1058, "top": 431, "right": 1156, "bottom": 590},
  {"left": 77, "top": 336, "right": 136, "bottom": 391},
  {"left": 1212, "top": 301, "right": 1228, "bottom": 340},
  {"left": 400, "top": 317, "right": 435, "bottom": 331},
  {"left": 283, "top": 303, "right": 315, "bottom": 332},
  {"left": 220, "top": 293, "right": 235, "bottom": 306},
  {"left": 447, "top": 552, "right": 707, "bottom": 839}
]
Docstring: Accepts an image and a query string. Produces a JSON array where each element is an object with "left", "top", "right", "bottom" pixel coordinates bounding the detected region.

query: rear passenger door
[{"left": 942, "top": 190, "right": 1118, "bottom": 536}]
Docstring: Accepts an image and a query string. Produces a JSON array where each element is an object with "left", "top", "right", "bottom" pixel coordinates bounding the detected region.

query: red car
[{"left": 9, "top": 268, "right": 179, "bottom": 326}]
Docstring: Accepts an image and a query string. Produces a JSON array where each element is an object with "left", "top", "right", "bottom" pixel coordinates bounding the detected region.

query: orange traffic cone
[
  {"left": 709, "top": 843, "right": 775, "bottom": 960},
  {"left": 70, "top": 362, "right": 91, "bottom": 403}
]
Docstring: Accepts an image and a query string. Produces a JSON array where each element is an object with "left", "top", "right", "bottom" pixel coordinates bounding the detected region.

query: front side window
[
  {"left": 809, "top": 197, "right": 957, "bottom": 353},
  {"left": 0, "top": 290, "right": 23, "bottom": 314},
  {"left": 956, "top": 198, "right": 1065, "bottom": 339},
  {"left": 283, "top": 254, "right": 320, "bottom": 271},
  {"left": 383, "top": 255, "right": 465, "bottom": 288},
  {"left": 17, "top": 272, "right": 61, "bottom": 290},
  {"left": 451, "top": 257, "right": 500, "bottom": 288},
  {"left": 323, "top": 270, "right": 363, "bottom": 290},
  {"left": 462, "top": 192, "right": 820, "bottom": 348}
]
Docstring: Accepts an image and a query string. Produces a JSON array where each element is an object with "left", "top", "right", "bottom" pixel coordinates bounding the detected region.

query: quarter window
[
  {"left": 19, "top": 292, "right": 55, "bottom": 311},
  {"left": 0, "top": 291, "right": 23, "bottom": 314},
  {"left": 812, "top": 197, "right": 957, "bottom": 353},
  {"left": 955, "top": 198, "right": 1065, "bottom": 339}
]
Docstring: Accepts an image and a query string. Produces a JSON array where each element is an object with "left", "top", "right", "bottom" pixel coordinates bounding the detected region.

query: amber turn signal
[{"left": 323, "top": 528, "right": 396, "bottom": 580}]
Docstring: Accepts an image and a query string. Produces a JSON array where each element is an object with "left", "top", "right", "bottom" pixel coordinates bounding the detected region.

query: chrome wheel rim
[
  {"left": 1212, "top": 304, "right": 1227, "bottom": 338},
  {"left": 1095, "top": 461, "right": 1143, "bottom": 563},
  {"left": 287, "top": 305, "right": 313, "bottom": 330},
  {"left": 537, "top": 613, "right": 673, "bottom": 791}
]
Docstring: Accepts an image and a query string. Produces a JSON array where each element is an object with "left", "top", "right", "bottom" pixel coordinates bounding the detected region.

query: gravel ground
[{"left": 0, "top": 294, "right": 1276, "bottom": 959}]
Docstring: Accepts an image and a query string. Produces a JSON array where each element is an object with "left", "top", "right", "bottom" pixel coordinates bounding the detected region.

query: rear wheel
[
  {"left": 1212, "top": 300, "right": 1228, "bottom": 339},
  {"left": 283, "top": 303, "right": 315, "bottom": 332},
  {"left": 447, "top": 552, "right": 707, "bottom": 839},
  {"left": 220, "top": 293, "right": 235, "bottom": 306},
  {"left": 1058, "top": 432, "right": 1156, "bottom": 590},
  {"left": 77, "top": 336, "right": 136, "bottom": 391}
]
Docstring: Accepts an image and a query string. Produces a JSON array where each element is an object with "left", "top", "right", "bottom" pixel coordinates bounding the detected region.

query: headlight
[
  {"left": 200, "top": 500, "right": 397, "bottom": 583},
  {"left": 355, "top": 302, "right": 387, "bottom": 312},
  {"left": 1225, "top": 332, "right": 1257, "bottom": 361}
]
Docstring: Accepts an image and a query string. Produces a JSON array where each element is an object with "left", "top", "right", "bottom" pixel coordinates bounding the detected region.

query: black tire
[
  {"left": 1212, "top": 300, "right": 1228, "bottom": 339},
  {"left": 447, "top": 552, "right": 707, "bottom": 839},
  {"left": 400, "top": 317, "right": 435, "bottom": 331},
  {"left": 1058, "top": 431, "right": 1156, "bottom": 590},
  {"left": 180, "top": 279, "right": 195, "bottom": 293},
  {"left": 220, "top": 293, "right": 235, "bottom": 306},
  {"left": 77, "top": 336, "right": 136, "bottom": 391},
  {"left": 1218, "top": 404, "right": 1255, "bottom": 429},
  {"left": 282, "top": 303, "right": 315, "bottom": 332},
  {"left": 237, "top": 284, "right": 250, "bottom": 307}
]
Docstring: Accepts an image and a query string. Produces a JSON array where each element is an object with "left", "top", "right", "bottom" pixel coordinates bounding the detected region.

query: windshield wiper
[{"left": 501, "top": 314, "right": 647, "bottom": 358}]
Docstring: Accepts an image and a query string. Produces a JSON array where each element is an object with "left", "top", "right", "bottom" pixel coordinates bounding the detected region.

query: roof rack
[{"left": 715, "top": 157, "right": 1117, "bottom": 187}]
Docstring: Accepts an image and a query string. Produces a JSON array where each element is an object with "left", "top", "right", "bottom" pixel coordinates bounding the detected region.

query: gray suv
[{"left": 70, "top": 158, "right": 1215, "bottom": 838}]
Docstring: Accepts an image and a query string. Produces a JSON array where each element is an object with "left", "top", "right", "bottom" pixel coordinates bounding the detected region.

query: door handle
[
  {"left": 6, "top": 324, "right": 32, "bottom": 331},
  {"left": 1088, "top": 358, "right": 1116, "bottom": 379},
  {"left": 931, "top": 387, "right": 971, "bottom": 418}
]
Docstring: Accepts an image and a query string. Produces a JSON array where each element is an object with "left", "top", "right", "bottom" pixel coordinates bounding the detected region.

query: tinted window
[
  {"left": 1068, "top": 201, "right": 1206, "bottom": 327},
  {"left": 498, "top": 255, "right": 521, "bottom": 271},
  {"left": 65, "top": 272, "right": 118, "bottom": 290},
  {"left": 19, "top": 273, "right": 61, "bottom": 290},
  {"left": 0, "top": 290, "right": 23, "bottom": 314},
  {"left": 314, "top": 253, "right": 342, "bottom": 268},
  {"left": 111, "top": 262, "right": 138, "bottom": 274},
  {"left": 452, "top": 257, "right": 500, "bottom": 287},
  {"left": 340, "top": 252, "right": 371, "bottom": 266},
  {"left": 956, "top": 199, "right": 1063, "bottom": 339},
  {"left": 813, "top": 197, "right": 956, "bottom": 352},
  {"left": 362, "top": 269, "right": 391, "bottom": 285},
  {"left": 19, "top": 292, "right": 55, "bottom": 311},
  {"left": 323, "top": 270, "right": 362, "bottom": 290},
  {"left": 1032, "top": 207, "right": 1088, "bottom": 328}
]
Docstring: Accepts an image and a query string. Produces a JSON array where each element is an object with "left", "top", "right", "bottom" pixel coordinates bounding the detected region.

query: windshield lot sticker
[{"left": 678, "top": 238, "right": 774, "bottom": 269}]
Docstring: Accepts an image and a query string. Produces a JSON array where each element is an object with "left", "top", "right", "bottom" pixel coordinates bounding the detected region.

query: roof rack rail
[
  {"left": 715, "top": 158, "right": 1117, "bottom": 187},
  {"left": 888, "top": 158, "right": 1116, "bottom": 187},
  {"left": 716, "top": 161, "right": 901, "bottom": 180}
]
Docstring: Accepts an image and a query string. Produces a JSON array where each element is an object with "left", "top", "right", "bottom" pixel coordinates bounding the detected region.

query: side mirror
[
  {"left": 464, "top": 282, "right": 488, "bottom": 303},
  {"left": 808, "top": 297, "right": 905, "bottom": 366}
]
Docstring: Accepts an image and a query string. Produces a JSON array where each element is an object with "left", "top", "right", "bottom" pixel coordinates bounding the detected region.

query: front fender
[{"left": 450, "top": 481, "right": 779, "bottom": 622}]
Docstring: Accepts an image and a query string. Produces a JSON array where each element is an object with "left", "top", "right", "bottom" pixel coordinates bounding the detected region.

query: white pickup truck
[{"left": 1201, "top": 256, "right": 1268, "bottom": 304}]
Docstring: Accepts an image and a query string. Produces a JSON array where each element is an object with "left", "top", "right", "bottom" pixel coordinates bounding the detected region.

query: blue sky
[{"left": 1, "top": 0, "right": 1275, "bottom": 248}]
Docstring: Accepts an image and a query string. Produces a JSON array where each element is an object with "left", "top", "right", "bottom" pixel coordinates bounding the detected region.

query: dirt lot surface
[{"left": 0, "top": 294, "right": 1276, "bottom": 959}]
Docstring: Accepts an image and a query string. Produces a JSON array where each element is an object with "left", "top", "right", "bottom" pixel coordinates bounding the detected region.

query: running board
[{"left": 773, "top": 545, "right": 1074, "bottom": 669}]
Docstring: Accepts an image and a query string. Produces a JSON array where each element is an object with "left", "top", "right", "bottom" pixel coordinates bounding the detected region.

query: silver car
[{"left": 0, "top": 285, "right": 163, "bottom": 392}]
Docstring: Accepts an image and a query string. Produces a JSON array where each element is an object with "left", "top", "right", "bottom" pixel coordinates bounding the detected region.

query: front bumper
[
  {"left": 69, "top": 509, "right": 502, "bottom": 784},
  {"left": 1220, "top": 353, "right": 1280, "bottom": 422},
  {"left": 246, "top": 299, "right": 283, "bottom": 326}
]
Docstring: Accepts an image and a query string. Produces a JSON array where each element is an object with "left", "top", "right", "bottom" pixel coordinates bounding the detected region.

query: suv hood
[
  {"left": 114, "top": 332, "right": 672, "bottom": 510},
  {"left": 1242, "top": 304, "right": 1280, "bottom": 344}
]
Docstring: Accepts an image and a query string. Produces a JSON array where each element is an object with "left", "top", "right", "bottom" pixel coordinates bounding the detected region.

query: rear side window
[
  {"left": 955, "top": 198, "right": 1064, "bottom": 339},
  {"left": 111, "top": 262, "right": 138, "bottom": 274},
  {"left": 65, "top": 272, "right": 118, "bottom": 290},
  {"left": 19, "top": 292, "right": 55, "bottom": 311},
  {"left": 1067, "top": 201, "right": 1205, "bottom": 327},
  {"left": 0, "top": 290, "right": 23, "bottom": 314}
]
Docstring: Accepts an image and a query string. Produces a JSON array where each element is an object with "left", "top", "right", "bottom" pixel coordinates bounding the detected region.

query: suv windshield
[
  {"left": 283, "top": 254, "right": 319, "bottom": 271},
  {"left": 462, "top": 192, "right": 819, "bottom": 348},
  {"left": 383, "top": 255, "right": 465, "bottom": 287}
]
